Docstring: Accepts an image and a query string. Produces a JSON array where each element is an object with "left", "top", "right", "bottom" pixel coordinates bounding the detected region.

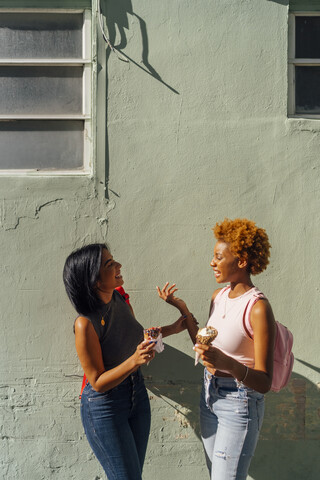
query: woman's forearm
[
  {"left": 87, "top": 342, "right": 156, "bottom": 393},
  {"left": 195, "top": 345, "right": 272, "bottom": 394},
  {"left": 160, "top": 324, "right": 174, "bottom": 338},
  {"left": 229, "top": 358, "right": 272, "bottom": 394},
  {"left": 91, "top": 356, "right": 138, "bottom": 393},
  {"left": 183, "top": 312, "right": 198, "bottom": 344}
]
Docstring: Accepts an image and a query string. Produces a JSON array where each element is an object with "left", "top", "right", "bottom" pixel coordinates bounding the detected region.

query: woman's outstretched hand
[
  {"left": 133, "top": 340, "right": 156, "bottom": 366},
  {"left": 156, "top": 282, "right": 188, "bottom": 314}
]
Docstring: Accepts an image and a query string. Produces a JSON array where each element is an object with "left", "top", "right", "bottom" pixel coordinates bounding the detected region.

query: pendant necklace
[
  {"left": 222, "top": 288, "right": 254, "bottom": 319},
  {"left": 101, "top": 301, "right": 112, "bottom": 326},
  {"left": 222, "top": 294, "right": 241, "bottom": 319}
]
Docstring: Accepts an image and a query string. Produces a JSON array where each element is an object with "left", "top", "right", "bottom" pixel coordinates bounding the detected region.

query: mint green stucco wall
[{"left": 0, "top": 1, "right": 319, "bottom": 479}]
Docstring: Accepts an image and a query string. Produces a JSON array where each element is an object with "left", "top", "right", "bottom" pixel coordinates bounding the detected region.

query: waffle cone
[{"left": 196, "top": 327, "right": 218, "bottom": 345}]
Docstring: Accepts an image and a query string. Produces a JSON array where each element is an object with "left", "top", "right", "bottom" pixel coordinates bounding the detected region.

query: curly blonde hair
[{"left": 213, "top": 218, "right": 271, "bottom": 275}]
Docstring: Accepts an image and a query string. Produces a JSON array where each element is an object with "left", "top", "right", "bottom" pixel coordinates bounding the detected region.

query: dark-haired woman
[
  {"left": 63, "top": 244, "right": 186, "bottom": 480},
  {"left": 157, "top": 219, "right": 276, "bottom": 480}
]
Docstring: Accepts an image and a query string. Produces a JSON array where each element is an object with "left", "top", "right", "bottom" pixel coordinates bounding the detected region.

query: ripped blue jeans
[{"left": 200, "top": 369, "right": 264, "bottom": 480}]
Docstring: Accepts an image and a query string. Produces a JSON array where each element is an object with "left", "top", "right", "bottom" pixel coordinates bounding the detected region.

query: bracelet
[
  {"left": 183, "top": 313, "right": 194, "bottom": 318},
  {"left": 239, "top": 365, "right": 249, "bottom": 383},
  {"left": 183, "top": 313, "right": 198, "bottom": 324}
]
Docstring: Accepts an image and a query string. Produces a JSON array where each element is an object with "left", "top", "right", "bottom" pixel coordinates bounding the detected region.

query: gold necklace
[
  {"left": 222, "top": 288, "right": 253, "bottom": 319},
  {"left": 100, "top": 302, "right": 112, "bottom": 326},
  {"left": 222, "top": 294, "right": 242, "bottom": 319}
]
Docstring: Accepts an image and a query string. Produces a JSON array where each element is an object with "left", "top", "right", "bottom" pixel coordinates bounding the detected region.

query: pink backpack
[{"left": 243, "top": 295, "right": 294, "bottom": 392}]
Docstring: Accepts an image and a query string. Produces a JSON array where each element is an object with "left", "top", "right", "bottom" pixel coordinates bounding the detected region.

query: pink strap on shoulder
[{"left": 243, "top": 293, "right": 266, "bottom": 339}]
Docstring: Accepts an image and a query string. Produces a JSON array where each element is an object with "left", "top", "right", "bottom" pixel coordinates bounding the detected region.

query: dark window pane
[
  {"left": 0, "top": 13, "right": 83, "bottom": 59},
  {"left": 295, "top": 66, "right": 320, "bottom": 114},
  {"left": 0, "top": 66, "right": 82, "bottom": 115},
  {"left": 296, "top": 16, "right": 320, "bottom": 58},
  {"left": 0, "top": 121, "right": 84, "bottom": 169}
]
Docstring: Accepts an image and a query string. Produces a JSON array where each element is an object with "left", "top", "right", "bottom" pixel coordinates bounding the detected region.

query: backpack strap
[
  {"left": 115, "top": 285, "right": 130, "bottom": 305},
  {"left": 242, "top": 293, "right": 266, "bottom": 339},
  {"left": 80, "top": 374, "right": 88, "bottom": 398}
]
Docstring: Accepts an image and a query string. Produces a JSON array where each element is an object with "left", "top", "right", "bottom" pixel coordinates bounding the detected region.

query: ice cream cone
[
  {"left": 195, "top": 326, "right": 218, "bottom": 365},
  {"left": 143, "top": 327, "right": 161, "bottom": 342},
  {"left": 143, "top": 327, "right": 164, "bottom": 363}
]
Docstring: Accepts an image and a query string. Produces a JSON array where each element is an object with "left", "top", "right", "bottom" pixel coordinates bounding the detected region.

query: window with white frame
[
  {"left": 288, "top": 13, "right": 320, "bottom": 117},
  {"left": 0, "top": 9, "right": 92, "bottom": 173}
]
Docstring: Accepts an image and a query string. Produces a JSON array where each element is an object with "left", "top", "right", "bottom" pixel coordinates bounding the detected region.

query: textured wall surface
[{"left": 1, "top": 0, "right": 320, "bottom": 479}]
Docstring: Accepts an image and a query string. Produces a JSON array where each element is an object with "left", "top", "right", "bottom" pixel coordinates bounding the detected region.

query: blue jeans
[
  {"left": 200, "top": 369, "right": 264, "bottom": 480},
  {"left": 80, "top": 369, "right": 151, "bottom": 480}
]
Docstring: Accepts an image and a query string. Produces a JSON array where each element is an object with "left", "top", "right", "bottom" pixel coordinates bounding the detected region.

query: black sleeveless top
[{"left": 79, "top": 290, "right": 144, "bottom": 370}]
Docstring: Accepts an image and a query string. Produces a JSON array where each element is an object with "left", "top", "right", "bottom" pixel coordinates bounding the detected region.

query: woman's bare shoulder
[
  {"left": 74, "top": 316, "right": 94, "bottom": 334},
  {"left": 251, "top": 298, "right": 275, "bottom": 330},
  {"left": 211, "top": 288, "right": 224, "bottom": 301},
  {"left": 251, "top": 298, "right": 273, "bottom": 317}
]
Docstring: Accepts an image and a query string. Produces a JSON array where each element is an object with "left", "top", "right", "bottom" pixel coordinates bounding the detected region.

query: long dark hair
[{"left": 63, "top": 243, "right": 108, "bottom": 315}]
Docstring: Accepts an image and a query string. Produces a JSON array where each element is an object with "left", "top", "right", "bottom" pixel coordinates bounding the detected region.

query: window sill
[
  {"left": 0, "top": 115, "right": 90, "bottom": 120},
  {"left": 0, "top": 169, "right": 92, "bottom": 177},
  {"left": 288, "top": 114, "right": 320, "bottom": 120}
]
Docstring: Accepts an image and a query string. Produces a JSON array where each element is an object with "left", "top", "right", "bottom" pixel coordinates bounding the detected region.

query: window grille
[
  {"left": 289, "top": 13, "right": 320, "bottom": 117},
  {"left": 0, "top": 9, "right": 92, "bottom": 174}
]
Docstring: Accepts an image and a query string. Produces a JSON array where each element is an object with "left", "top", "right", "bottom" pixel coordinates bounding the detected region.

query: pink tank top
[{"left": 207, "top": 286, "right": 266, "bottom": 369}]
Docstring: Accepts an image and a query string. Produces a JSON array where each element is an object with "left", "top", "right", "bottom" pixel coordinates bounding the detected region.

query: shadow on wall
[
  {"left": 143, "top": 343, "right": 204, "bottom": 439},
  {"left": 101, "top": 0, "right": 179, "bottom": 94},
  {"left": 143, "top": 345, "right": 320, "bottom": 480},
  {"left": 99, "top": 0, "right": 179, "bottom": 200}
]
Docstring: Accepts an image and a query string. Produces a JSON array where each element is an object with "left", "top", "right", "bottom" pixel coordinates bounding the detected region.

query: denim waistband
[
  {"left": 203, "top": 368, "right": 264, "bottom": 404},
  {"left": 204, "top": 368, "right": 239, "bottom": 404},
  {"left": 204, "top": 368, "right": 237, "bottom": 384},
  {"left": 127, "top": 368, "right": 143, "bottom": 383}
]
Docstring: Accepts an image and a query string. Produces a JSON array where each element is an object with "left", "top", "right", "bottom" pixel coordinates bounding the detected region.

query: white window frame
[
  {"left": 0, "top": 8, "right": 94, "bottom": 176},
  {"left": 288, "top": 12, "right": 320, "bottom": 119}
]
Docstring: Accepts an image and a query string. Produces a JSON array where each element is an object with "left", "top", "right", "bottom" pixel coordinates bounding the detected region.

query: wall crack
[{"left": 2, "top": 198, "right": 63, "bottom": 231}]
